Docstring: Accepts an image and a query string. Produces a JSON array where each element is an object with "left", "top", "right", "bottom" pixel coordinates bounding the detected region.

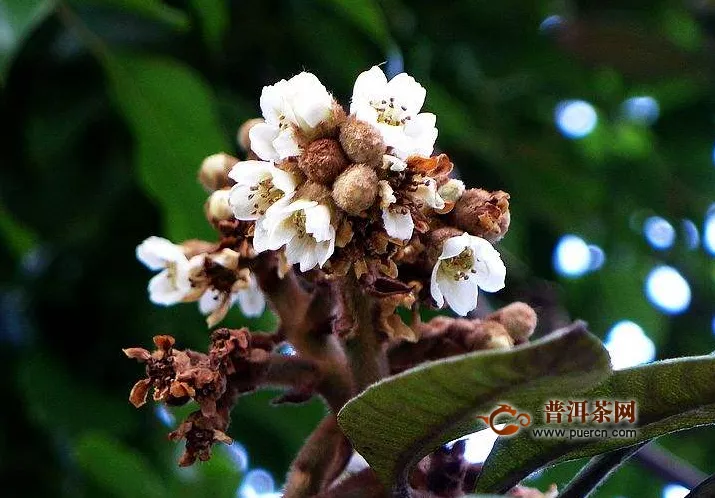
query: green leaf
[
  {"left": 101, "top": 51, "right": 230, "bottom": 241},
  {"left": 319, "top": 0, "right": 392, "bottom": 51},
  {"left": 188, "top": 0, "right": 228, "bottom": 54},
  {"left": 337, "top": 323, "right": 611, "bottom": 488},
  {"left": 476, "top": 355, "right": 715, "bottom": 493},
  {"left": 0, "top": 199, "right": 37, "bottom": 257},
  {"left": 0, "top": 0, "right": 55, "bottom": 80},
  {"left": 18, "top": 352, "right": 138, "bottom": 437},
  {"left": 74, "top": 431, "right": 168, "bottom": 498},
  {"left": 69, "top": 0, "right": 188, "bottom": 30}
]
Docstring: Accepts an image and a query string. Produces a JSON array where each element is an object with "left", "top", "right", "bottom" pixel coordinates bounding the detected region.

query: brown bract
[{"left": 451, "top": 188, "right": 511, "bottom": 243}]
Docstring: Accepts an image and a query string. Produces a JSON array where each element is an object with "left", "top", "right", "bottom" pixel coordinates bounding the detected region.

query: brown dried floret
[
  {"left": 450, "top": 188, "right": 511, "bottom": 243},
  {"left": 169, "top": 411, "right": 232, "bottom": 466}
]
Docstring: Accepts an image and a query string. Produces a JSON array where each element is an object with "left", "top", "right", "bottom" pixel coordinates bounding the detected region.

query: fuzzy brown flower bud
[
  {"left": 204, "top": 189, "right": 234, "bottom": 226},
  {"left": 297, "top": 138, "right": 349, "bottom": 184},
  {"left": 451, "top": 188, "right": 510, "bottom": 243},
  {"left": 331, "top": 164, "right": 378, "bottom": 215},
  {"left": 198, "top": 153, "right": 238, "bottom": 192},
  {"left": 486, "top": 302, "right": 537, "bottom": 344},
  {"left": 236, "top": 118, "right": 264, "bottom": 152},
  {"left": 339, "top": 115, "right": 386, "bottom": 165}
]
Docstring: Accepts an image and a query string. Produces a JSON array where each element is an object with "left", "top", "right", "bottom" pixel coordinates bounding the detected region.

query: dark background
[{"left": 1, "top": 1, "right": 714, "bottom": 497}]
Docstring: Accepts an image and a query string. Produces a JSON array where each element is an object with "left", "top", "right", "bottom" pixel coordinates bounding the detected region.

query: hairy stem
[
  {"left": 284, "top": 415, "right": 354, "bottom": 498},
  {"left": 253, "top": 254, "right": 352, "bottom": 412},
  {"left": 343, "top": 273, "right": 388, "bottom": 391}
]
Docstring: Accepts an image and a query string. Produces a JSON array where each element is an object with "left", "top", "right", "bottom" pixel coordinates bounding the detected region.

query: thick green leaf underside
[
  {"left": 338, "top": 323, "right": 611, "bottom": 488},
  {"left": 476, "top": 354, "right": 715, "bottom": 493}
]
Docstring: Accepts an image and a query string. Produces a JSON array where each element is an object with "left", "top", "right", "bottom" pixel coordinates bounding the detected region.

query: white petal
[
  {"left": 259, "top": 79, "right": 291, "bottom": 125},
  {"left": 468, "top": 236, "right": 507, "bottom": 293},
  {"left": 252, "top": 218, "right": 271, "bottom": 253},
  {"left": 404, "top": 113, "right": 438, "bottom": 157},
  {"left": 382, "top": 207, "right": 414, "bottom": 241},
  {"left": 284, "top": 235, "right": 314, "bottom": 270},
  {"left": 439, "top": 233, "right": 471, "bottom": 260},
  {"left": 382, "top": 154, "right": 407, "bottom": 172},
  {"left": 236, "top": 275, "right": 266, "bottom": 317},
  {"left": 237, "top": 286, "right": 266, "bottom": 317},
  {"left": 352, "top": 101, "right": 380, "bottom": 126},
  {"left": 438, "top": 274, "right": 479, "bottom": 316},
  {"left": 263, "top": 211, "right": 296, "bottom": 250},
  {"left": 199, "top": 288, "right": 222, "bottom": 314},
  {"left": 228, "top": 184, "right": 260, "bottom": 220},
  {"left": 376, "top": 121, "right": 409, "bottom": 152},
  {"left": 378, "top": 180, "right": 396, "bottom": 208},
  {"left": 430, "top": 263, "right": 445, "bottom": 308},
  {"left": 248, "top": 123, "right": 280, "bottom": 162},
  {"left": 350, "top": 66, "right": 388, "bottom": 114},
  {"left": 386, "top": 73, "right": 426, "bottom": 112},
  {"left": 228, "top": 160, "right": 273, "bottom": 183},
  {"left": 274, "top": 127, "right": 301, "bottom": 159},
  {"left": 315, "top": 229, "right": 336, "bottom": 267},
  {"left": 305, "top": 204, "right": 333, "bottom": 242},
  {"left": 270, "top": 165, "right": 299, "bottom": 194},
  {"left": 414, "top": 177, "right": 445, "bottom": 210},
  {"left": 136, "top": 236, "right": 185, "bottom": 270},
  {"left": 287, "top": 72, "right": 333, "bottom": 129},
  {"left": 282, "top": 199, "right": 319, "bottom": 213},
  {"left": 148, "top": 266, "right": 190, "bottom": 306}
]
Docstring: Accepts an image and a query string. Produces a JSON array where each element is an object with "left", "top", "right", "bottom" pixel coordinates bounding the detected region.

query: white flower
[
  {"left": 379, "top": 180, "right": 414, "bottom": 241},
  {"left": 136, "top": 236, "right": 192, "bottom": 306},
  {"left": 258, "top": 199, "right": 336, "bottom": 272},
  {"left": 228, "top": 160, "right": 298, "bottom": 220},
  {"left": 249, "top": 72, "right": 334, "bottom": 161},
  {"left": 412, "top": 176, "right": 445, "bottom": 210},
  {"left": 199, "top": 274, "right": 266, "bottom": 319},
  {"left": 430, "top": 233, "right": 506, "bottom": 316},
  {"left": 350, "top": 66, "right": 438, "bottom": 159}
]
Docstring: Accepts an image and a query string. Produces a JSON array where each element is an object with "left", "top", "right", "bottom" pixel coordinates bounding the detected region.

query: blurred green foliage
[{"left": 1, "top": 0, "right": 714, "bottom": 497}]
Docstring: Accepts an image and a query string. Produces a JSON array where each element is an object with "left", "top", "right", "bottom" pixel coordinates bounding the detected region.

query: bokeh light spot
[
  {"left": 539, "top": 15, "right": 564, "bottom": 32},
  {"left": 554, "top": 235, "right": 591, "bottom": 277},
  {"left": 588, "top": 245, "right": 606, "bottom": 271},
  {"left": 645, "top": 266, "right": 691, "bottom": 314},
  {"left": 238, "top": 469, "right": 276, "bottom": 498},
  {"left": 621, "top": 96, "right": 660, "bottom": 125},
  {"left": 643, "top": 216, "right": 676, "bottom": 250},
  {"left": 224, "top": 442, "right": 249, "bottom": 472},
  {"left": 662, "top": 484, "right": 690, "bottom": 498},
  {"left": 681, "top": 219, "right": 700, "bottom": 250},
  {"left": 604, "top": 321, "right": 656, "bottom": 370},
  {"left": 554, "top": 100, "right": 597, "bottom": 139},
  {"left": 704, "top": 211, "right": 715, "bottom": 256}
]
